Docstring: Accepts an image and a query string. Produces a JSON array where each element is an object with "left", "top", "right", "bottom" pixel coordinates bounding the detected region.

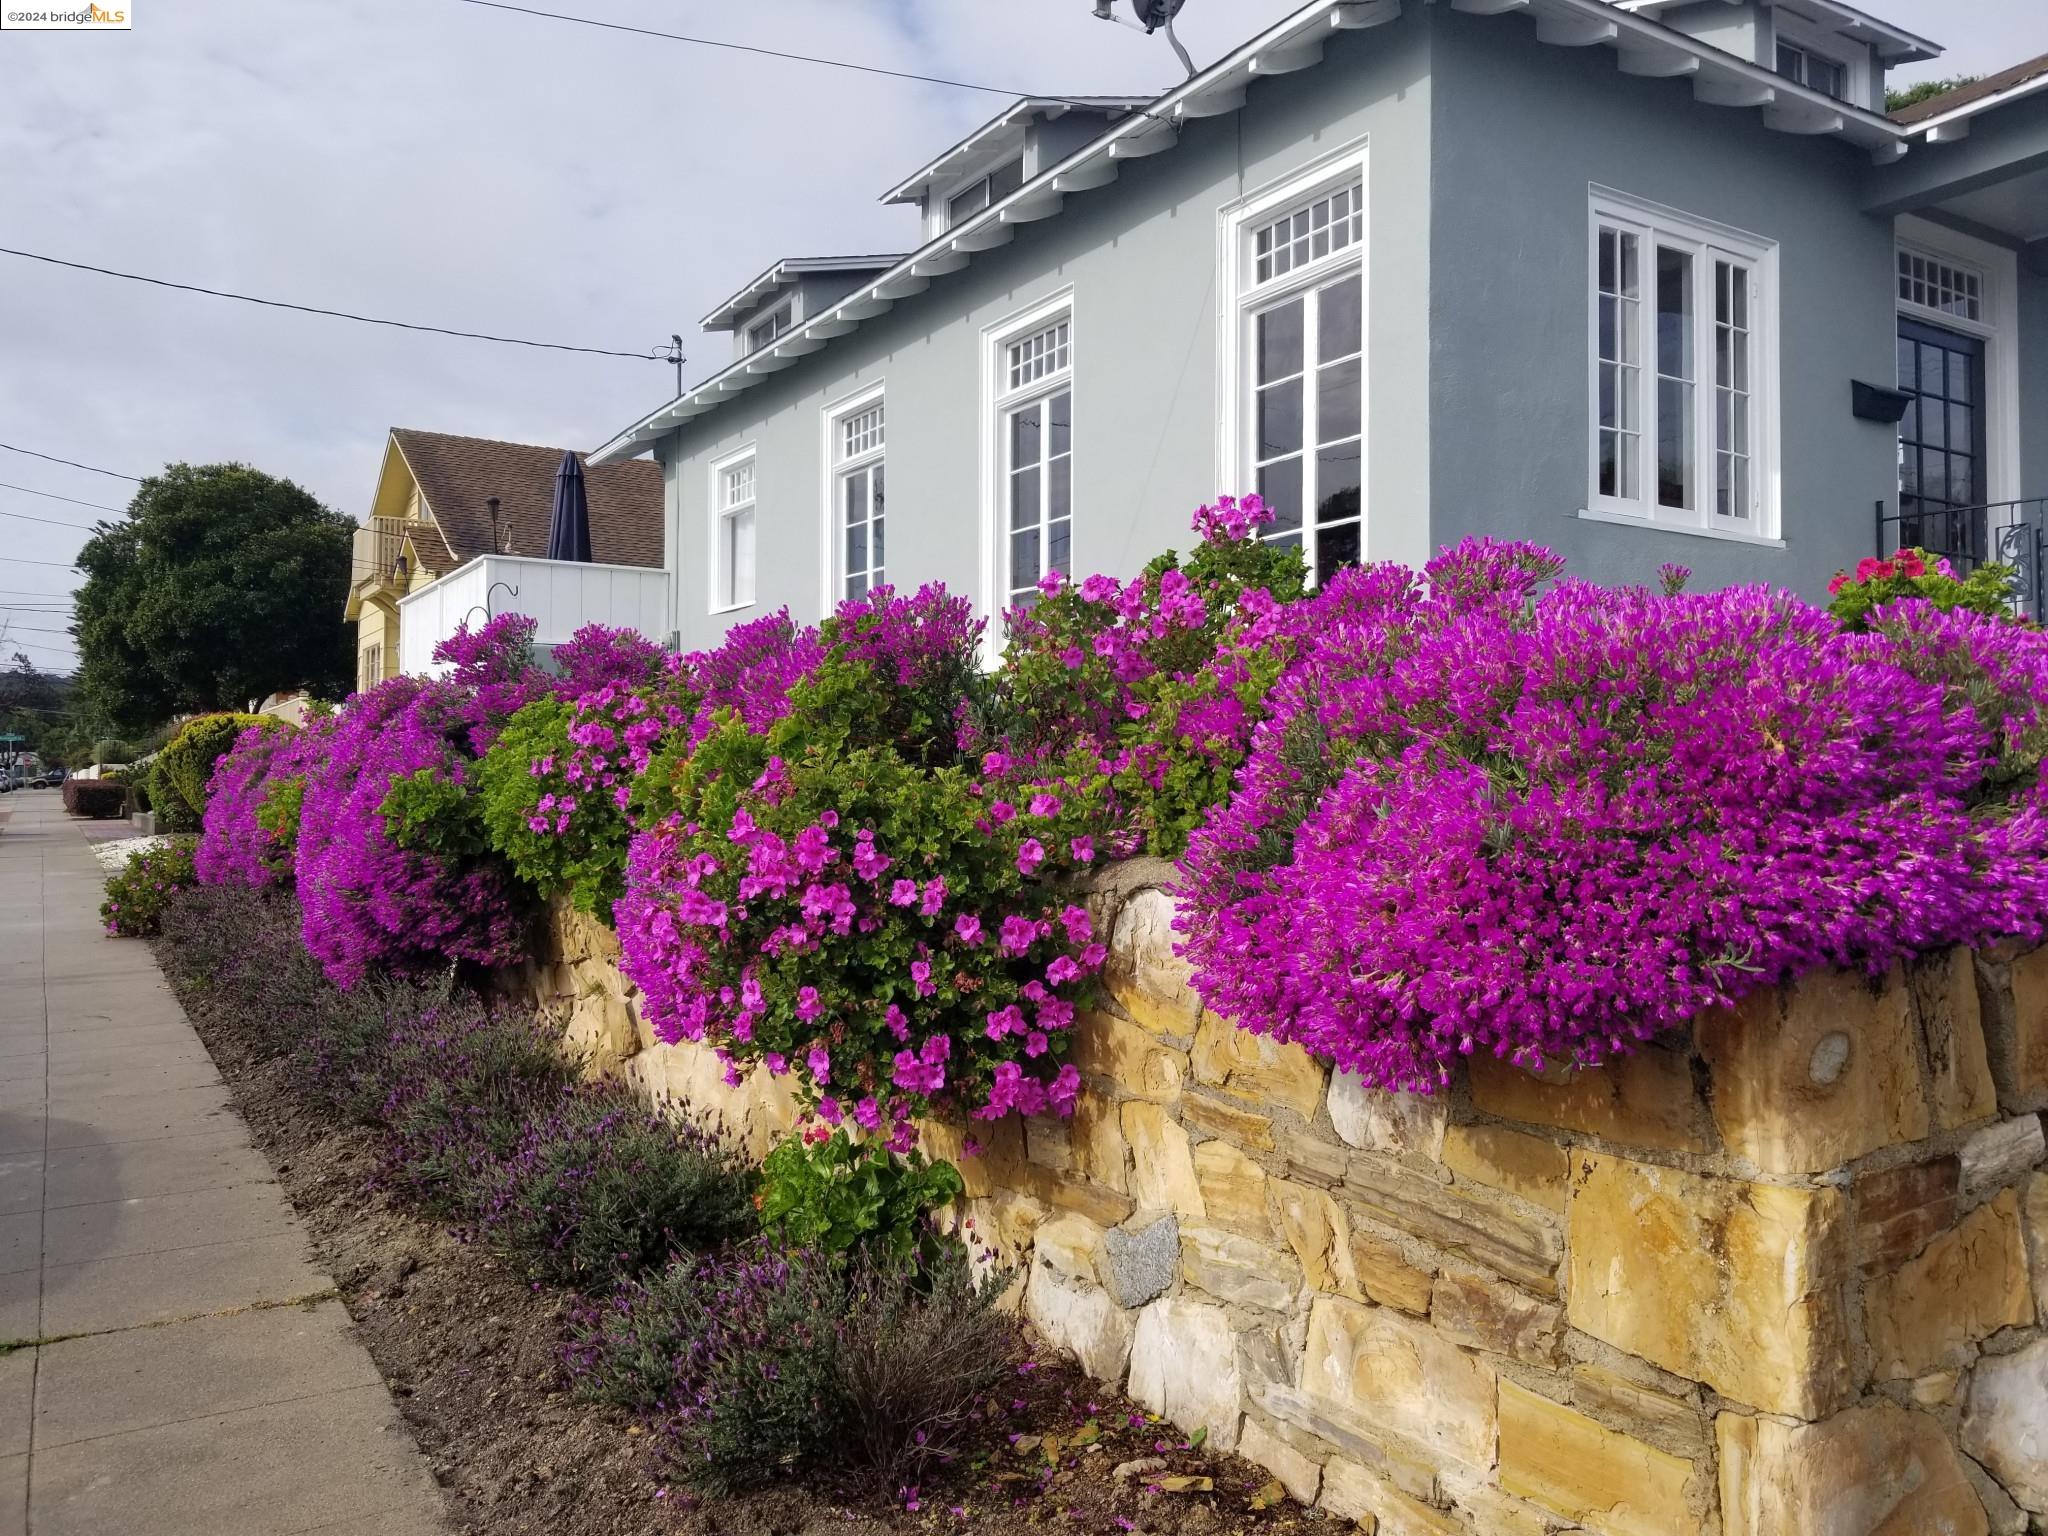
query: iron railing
[{"left": 1875, "top": 497, "right": 2048, "bottom": 622}]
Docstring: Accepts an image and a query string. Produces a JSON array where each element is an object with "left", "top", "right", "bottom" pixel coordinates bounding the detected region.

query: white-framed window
[
  {"left": 947, "top": 157, "right": 1025, "bottom": 231},
  {"left": 744, "top": 300, "right": 794, "bottom": 353},
  {"left": 358, "top": 643, "right": 383, "bottom": 694},
  {"left": 1898, "top": 249, "right": 1982, "bottom": 323},
  {"left": 709, "top": 448, "right": 757, "bottom": 613},
  {"left": 1586, "top": 188, "right": 1778, "bottom": 538},
  {"left": 982, "top": 293, "right": 1075, "bottom": 620},
  {"left": 1775, "top": 40, "right": 1846, "bottom": 100},
  {"left": 826, "top": 388, "right": 886, "bottom": 602},
  {"left": 1220, "top": 146, "right": 1368, "bottom": 586}
]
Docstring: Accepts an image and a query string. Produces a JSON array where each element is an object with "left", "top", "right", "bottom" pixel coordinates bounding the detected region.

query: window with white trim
[
  {"left": 1238, "top": 173, "right": 1364, "bottom": 584},
  {"left": 745, "top": 301, "right": 793, "bottom": 353},
  {"left": 996, "top": 316, "right": 1073, "bottom": 612},
  {"left": 713, "top": 454, "right": 756, "bottom": 611},
  {"left": 1589, "top": 191, "right": 1776, "bottom": 533},
  {"left": 832, "top": 396, "right": 886, "bottom": 601},
  {"left": 948, "top": 157, "right": 1024, "bottom": 231},
  {"left": 1775, "top": 40, "right": 1846, "bottom": 100},
  {"left": 1898, "top": 249, "right": 1982, "bottom": 322}
]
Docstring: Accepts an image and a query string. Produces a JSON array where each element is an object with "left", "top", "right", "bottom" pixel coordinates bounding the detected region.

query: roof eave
[{"left": 592, "top": 0, "right": 1913, "bottom": 466}]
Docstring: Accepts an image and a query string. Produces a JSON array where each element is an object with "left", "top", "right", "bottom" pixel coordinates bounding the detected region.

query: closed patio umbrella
[{"left": 545, "top": 450, "right": 593, "bottom": 563}]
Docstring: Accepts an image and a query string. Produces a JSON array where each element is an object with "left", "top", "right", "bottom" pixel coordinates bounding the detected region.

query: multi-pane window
[
  {"left": 998, "top": 320, "right": 1073, "bottom": 611},
  {"left": 745, "top": 302, "right": 793, "bottom": 353},
  {"left": 1240, "top": 174, "right": 1365, "bottom": 585},
  {"left": 1775, "top": 41, "right": 1846, "bottom": 100},
  {"left": 948, "top": 157, "right": 1025, "bottom": 230},
  {"left": 1898, "top": 250, "right": 1982, "bottom": 322},
  {"left": 835, "top": 399, "right": 886, "bottom": 601},
  {"left": 358, "top": 644, "right": 383, "bottom": 694},
  {"left": 1590, "top": 194, "right": 1773, "bottom": 534},
  {"left": 714, "top": 456, "right": 756, "bottom": 610}
]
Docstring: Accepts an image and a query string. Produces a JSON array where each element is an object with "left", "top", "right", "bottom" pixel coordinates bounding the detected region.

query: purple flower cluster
[
  {"left": 1175, "top": 539, "right": 2048, "bottom": 1092},
  {"left": 678, "top": 610, "right": 821, "bottom": 750},
  {"left": 195, "top": 723, "right": 295, "bottom": 888},
  {"left": 550, "top": 623, "right": 669, "bottom": 698}
]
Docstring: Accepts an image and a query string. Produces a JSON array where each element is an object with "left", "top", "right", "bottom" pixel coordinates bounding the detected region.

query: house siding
[
  {"left": 657, "top": 7, "right": 1435, "bottom": 653},
  {"left": 1426, "top": 6, "right": 1897, "bottom": 602}
]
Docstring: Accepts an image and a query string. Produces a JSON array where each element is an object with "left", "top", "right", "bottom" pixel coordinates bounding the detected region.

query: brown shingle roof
[
  {"left": 1891, "top": 54, "right": 2048, "bottom": 125},
  {"left": 390, "top": 429, "right": 663, "bottom": 571}
]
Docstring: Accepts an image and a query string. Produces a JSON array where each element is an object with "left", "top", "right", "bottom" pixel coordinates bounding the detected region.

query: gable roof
[
  {"left": 1891, "top": 52, "right": 2048, "bottom": 129},
  {"left": 701, "top": 255, "right": 908, "bottom": 331},
  {"left": 591, "top": 0, "right": 1924, "bottom": 465},
  {"left": 389, "top": 429, "right": 664, "bottom": 570}
]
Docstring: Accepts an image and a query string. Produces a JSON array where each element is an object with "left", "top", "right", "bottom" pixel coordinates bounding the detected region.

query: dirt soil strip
[{"left": 157, "top": 942, "right": 1329, "bottom": 1536}]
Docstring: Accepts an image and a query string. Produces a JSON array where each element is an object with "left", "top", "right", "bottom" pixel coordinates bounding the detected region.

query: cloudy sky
[{"left": 0, "top": 0, "right": 2039, "bottom": 671}]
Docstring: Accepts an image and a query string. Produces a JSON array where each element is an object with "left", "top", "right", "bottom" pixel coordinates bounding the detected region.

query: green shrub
[
  {"left": 758, "top": 1129, "right": 963, "bottom": 1264},
  {"left": 62, "top": 779, "right": 128, "bottom": 819},
  {"left": 1826, "top": 548, "right": 2017, "bottom": 630},
  {"left": 154, "top": 713, "right": 281, "bottom": 831},
  {"left": 101, "top": 841, "right": 198, "bottom": 937}
]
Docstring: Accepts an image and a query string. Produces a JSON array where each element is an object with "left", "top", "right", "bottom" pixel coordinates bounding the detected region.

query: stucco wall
[
  {"left": 1426, "top": 7, "right": 1899, "bottom": 602},
  {"left": 2021, "top": 256, "right": 2048, "bottom": 504},
  {"left": 657, "top": 7, "right": 1435, "bottom": 653}
]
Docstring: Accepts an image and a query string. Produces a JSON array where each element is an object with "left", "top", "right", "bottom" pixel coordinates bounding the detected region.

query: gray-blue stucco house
[{"left": 588, "top": 0, "right": 2048, "bottom": 653}]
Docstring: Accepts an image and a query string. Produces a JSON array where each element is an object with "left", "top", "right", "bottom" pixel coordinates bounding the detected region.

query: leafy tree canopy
[
  {"left": 74, "top": 463, "right": 355, "bottom": 732},
  {"left": 1887, "top": 75, "right": 1979, "bottom": 114}
]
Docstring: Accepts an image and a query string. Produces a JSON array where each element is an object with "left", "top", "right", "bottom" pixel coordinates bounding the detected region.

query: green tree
[
  {"left": 1887, "top": 75, "right": 1978, "bottom": 114},
  {"left": 74, "top": 463, "right": 355, "bottom": 732}
]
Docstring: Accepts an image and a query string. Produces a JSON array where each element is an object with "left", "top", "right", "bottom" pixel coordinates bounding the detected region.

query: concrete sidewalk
[{"left": 0, "top": 794, "right": 449, "bottom": 1535}]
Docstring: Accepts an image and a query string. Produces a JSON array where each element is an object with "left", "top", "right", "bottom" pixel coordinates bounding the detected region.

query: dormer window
[
  {"left": 744, "top": 300, "right": 795, "bottom": 353},
  {"left": 947, "top": 157, "right": 1025, "bottom": 230},
  {"left": 1775, "top": 40, "right": 1847, "bottom": 101}
]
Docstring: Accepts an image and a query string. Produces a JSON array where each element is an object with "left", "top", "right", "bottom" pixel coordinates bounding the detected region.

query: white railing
[{"left": 396, "top": 554, "right": 670, "bottom": 678}]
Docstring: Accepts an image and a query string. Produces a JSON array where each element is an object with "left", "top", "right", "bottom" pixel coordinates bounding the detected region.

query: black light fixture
[{"left": 1852, "top": 379, "right": 1912, "bottom": 425}]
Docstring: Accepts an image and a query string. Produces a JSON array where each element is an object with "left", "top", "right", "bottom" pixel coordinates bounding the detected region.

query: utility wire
[
  {"left": 0, "top": 442, "right": 140, "bottom": 482},
  {"left": 0, "top": 557, "right": 81, "bottom": 572},
  {"left": 0, "top": 247, "right": 671, "bottom": 363},
  {"left": 0, "top": 508, "right": 108, "bottom": 534},
  {"left": 448, "top": 0, "right": 1168, "bottom": 117},
  {"left": 0, "top": 482, "right": 127, "bottom": 515}
]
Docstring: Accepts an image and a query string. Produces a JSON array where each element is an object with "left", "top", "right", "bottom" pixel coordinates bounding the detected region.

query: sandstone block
[
  {"left": 1302, "top": 1295, "right": 1495, "bottom": 1472},
  {"left": 1497, "top": 1381, "right": 1695, "bottom": 1536},
  {"left": 1344, "top": 1156, "right": 1562, "bottom": 1294},
  {"left": 1105, "top": 886, "right": 1201, "bottom": 1037},
  {"left": 564, "top": 986, "right": 638, "bottom": 1078},
  {"left": 1025, "top": 1115, "right": 1073, "bottom": 1172},
  {"left": 1181, "top": 1225, "right": 1301, "bottom": 1312},
  {"left": 1698, "top": 965, "right": 1929, "bottom": 1174},
  {"left": 1441, "top": 1123, "right": 1568, "bottom": 1214},
  {"left": 1865, "top": 1187, "right": 2032, "bottom": 1380},
  {"left": 1255, "top": 1382, "right": 1438, "bottom": 1501},
  {"left": 1566, "top": 1152, "right": 1851, "bottom": 1418},
  {"left": 1192, "top": 1138, "right": 1273, "bottom": 1239},
  {"left": 1853, "top": 1155, "right": 1959, "bottom": 1275},
  {"left": 1274, "top": 1179, "right": 1359, "bottom": 1299},
  {"left": 1719, "top": 1402, "right": 1990, "bottom": 1536},
  {"left": 1986, "top": 944, "right": 2048, "bottom": 1110},
  {"left": 1278, "top": 1128, "right": 1349, "bottom": 1189},
  {"left": 1469, "top": 1043, "right": 1704, "bottom": 1154},
  {"left": 1349, "top": 1223, "right": 1437, "bottom": 1314},
  {"left": 1033, "top": 1211, "right": 1106, "bottom": 1282},
  {"left": 961, "top": 1192, "right": 1051, "bottom": 1264},
  {"left": 1070, "top": 1089, "right": 1129, "bottom": 1194},
  {"left": 1025, "top": 1258, "right": 1135, "bottom": 1383},
  {"left": 1128, "top": 1295, "right": 1242, "bottom": 1452},
  {"left": 1121, "top": 1101, "right": 1205, "bottom": 1219},
  {"left": 1318, "top": 1463, "right": 1462, "bottom": 1536},
  {"left": 1100, "top": 1214, "right": 1179, "bottom": 1309},
  {"left": 1181, "top": 1092, "right": 1277, "bottom": 1151},
  {"left": 1913, "top": 948, "right": 2000, "bottom": 1131},
  {"left": 1569, "top": 1363, "right": 1706, "bottom": 1449},
  {"left": 1007, "top": 1161, "right": 1137, "bottom": 1229},
  {"left": 1960, "top": 1115, "right": 2047, "bottom": 1202},
  {"left": 1239, "top": 1416, "right": 1322, "bottom": 1506},
  {"left": 1429, "top": 1268, "right": 1563, "bottom": 1368},
  {"left": 2024, "top": 1173, "right": 2048, "bottom": 1318},
  {"left": 1328, "top": 1073, "right": 1447, "bottom": 1160},
  {"left": 1192, "top": 1012, "right": 1327, "bottom": 1120},
  {"left": 1071, "top": 1009, "right": 1189, "bottom": 1104},
  {"left": 1963, "top": 1333, "right": 2048, "bottom": 1516}
]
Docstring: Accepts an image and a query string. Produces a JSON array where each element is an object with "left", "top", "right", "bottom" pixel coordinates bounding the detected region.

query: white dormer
[
  {"left": 701, "top": 256, "right": 905, "bottom": 364},
  {"left": 882, "top": 97, "right": 1151, "bottom": 245},
  {"left": 1615, "top": 0, "right": 1940, "bottom": 114}
]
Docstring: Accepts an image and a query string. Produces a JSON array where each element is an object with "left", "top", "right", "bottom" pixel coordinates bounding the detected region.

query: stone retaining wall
[{"left": 528, "top": 866, "right": 2048, "bottom": 1536}]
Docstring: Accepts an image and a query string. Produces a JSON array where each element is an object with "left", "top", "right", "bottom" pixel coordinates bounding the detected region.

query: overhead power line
[
  {"left": 0, "top": 507, "right": 107, "bottom": 533},
  {"left": 0, "top": 482, "right": 127, "bottom": 515},
  {"left": 447, "top": 0, "right": 1167, "bottom": 116},
  {"left": 0, "top": 557, "right": 81, "bottom": 572},
  {"left": 0, "top": 442, "right": 140, "bottom": 482},
  {"left": 0, "top": 246, "right": 671, "bottom": 363}
]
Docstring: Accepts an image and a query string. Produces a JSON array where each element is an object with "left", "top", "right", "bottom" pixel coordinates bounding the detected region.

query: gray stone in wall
[
  {"left": 1101, "top": 1213, "right": 1179, "bottom": 1309},
  {"left": 1961, "top": 1115, "right": 2047, "bottom": 1203}
]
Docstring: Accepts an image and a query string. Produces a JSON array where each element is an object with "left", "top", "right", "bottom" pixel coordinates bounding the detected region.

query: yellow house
[{"left": 345, "top": 429, "right": 664, "bottom": 692}]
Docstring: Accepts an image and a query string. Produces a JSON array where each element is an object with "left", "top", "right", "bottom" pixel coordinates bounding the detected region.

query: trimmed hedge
[
  {"left": 155, "top": 714, "right": 280, "bottom": 833},
  {"left": 62, "top": 779, "right": 127, "bottom": 819}
]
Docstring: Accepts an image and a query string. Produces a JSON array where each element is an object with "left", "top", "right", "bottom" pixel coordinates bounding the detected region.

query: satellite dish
[{"left": 1130, "top": 0, "right": 1187, "bottom": 30}]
